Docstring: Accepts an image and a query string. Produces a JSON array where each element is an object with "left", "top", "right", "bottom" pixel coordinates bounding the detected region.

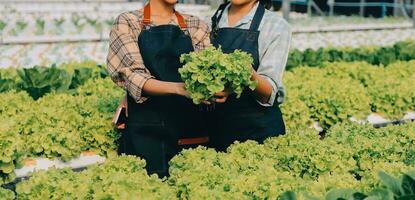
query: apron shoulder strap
[
  {"left": 142, "top": 3, "right": 151, "bottom": 27},
  {"left": 249, "top": 3, "right": 266, "bottom": 31},
  {"left": 141, "top": 3, "right": 188, "bottom": 31},
  {"left": 174, "top": 11, "right": 188, "bottom": 30},
  {"left": 211, "top": 2, "right": 230, "bottom": 30}
]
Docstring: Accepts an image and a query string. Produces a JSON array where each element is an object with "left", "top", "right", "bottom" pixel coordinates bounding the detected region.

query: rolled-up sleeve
[
  {"left": 256, "top": 19, "right": 292, "bottom": 106},
  {"left": 106, "top": 12, "right": 154, "bottom": 103}
]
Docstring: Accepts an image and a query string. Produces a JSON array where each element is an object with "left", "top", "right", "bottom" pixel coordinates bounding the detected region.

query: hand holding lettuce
[{"left": 179, "top": 46, "right": 257, "bottom": 104}]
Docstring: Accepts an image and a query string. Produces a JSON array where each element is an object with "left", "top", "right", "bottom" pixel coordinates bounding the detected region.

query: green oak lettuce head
[
  {"left": 0, "top": 187, "right": 14, "bottom": 200},
  {"left": 179, "top": 46, "right": 257, "bottom": 104}
]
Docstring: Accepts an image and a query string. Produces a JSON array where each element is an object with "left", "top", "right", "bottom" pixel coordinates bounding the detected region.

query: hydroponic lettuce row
[
  {"left": 0, "top": 78, "right": 123, "bottom": 184},
  {"left": 16, "top": 155, "right": 175, "bottom": 200},
  {"left": 1, "top": 41, "right": 414, "bottom": 102},
  {"left": 284, "top": 170, "right": 415, "bottom": 200},
  {"left": 282, "top": 60, "right": 415, "bottom": 130},
  {"left": 286, "top": 40, "right": 415, "bottom": 70},
  {"left": 12, "top": 122, "right": 415, "bottom": 199},
  {"left": 179, "top": 46, "right": 257, "bottom": 104},
  {"left": 1, "top": 60, "right": 415, "bottom": 183},
  {"left": 284, "top": 67, "right": 371, "bottom": 129},
  {"left": 169, "top": 122, "right": 415, "bottom": 199},
  {"left": 0, "top": 91, "right": 31, "bottom": 183},
  {"left": 1, "top": 43, "right": 415, "bottom": 194},
  {"left": 0, "top": 61, "right": 108, "bottom": 99}
]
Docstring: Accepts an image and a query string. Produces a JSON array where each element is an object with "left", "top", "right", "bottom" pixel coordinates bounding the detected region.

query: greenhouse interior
[{"left": 1, "top": 0, "right": 415, "bottom": 199}]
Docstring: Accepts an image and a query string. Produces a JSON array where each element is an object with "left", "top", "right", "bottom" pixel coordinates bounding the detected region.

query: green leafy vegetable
[
  {"left": 0, "top": 78, "right": 123, "bottom": 183},
  {"left": 0, "top": 61, "right": 107, "bottom": 98},
  {"left": 35, "top": 18, "right": 46, "bottom": 35},
  {"left": 0, "top": 20, "right": 6, "bottom": 33},
  {"left": 7, "top": 122, "right": 415, "bottom": 198},
  {"left": 286, "top": 40, "right": 415, "bottom": 70},
  {"left": 179, "top": 46, "right": 257, "bottom": 104},
  {"left": 17, "top": 65, "right": 72, "bottom": 100},
  {"left": 16, "top": 155, "right": 175, "bottom": 200},
  {"left": 0, "top": 187, "right": 14, "bottom": 200}
]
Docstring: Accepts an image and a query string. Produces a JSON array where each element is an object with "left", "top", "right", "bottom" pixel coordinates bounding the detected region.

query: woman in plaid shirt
[{"left": 107, "top": 0, "right": 209, "bottom": 177}]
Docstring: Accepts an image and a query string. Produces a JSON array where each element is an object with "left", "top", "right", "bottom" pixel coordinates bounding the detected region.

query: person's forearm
[
  {"left": 142, "top": 79, "right": 187, "bottom": 97},
  {"left": 251, "top": 71, "right": 273, "bottom": 104}
]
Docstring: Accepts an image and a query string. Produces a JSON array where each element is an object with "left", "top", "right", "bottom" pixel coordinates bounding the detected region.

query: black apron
[
  {"left": 208, "top": 2, "right": 286, "bottom": 151},
  {"left": 118, "top": 4, "right": 207, "bottom": 177}
]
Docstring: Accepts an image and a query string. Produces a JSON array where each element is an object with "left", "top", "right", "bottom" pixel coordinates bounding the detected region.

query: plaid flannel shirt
[{"left": 107, "top": 9, "right": 210, "bottom": 103}]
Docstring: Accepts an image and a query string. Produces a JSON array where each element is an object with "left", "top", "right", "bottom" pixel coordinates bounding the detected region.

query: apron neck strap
[
  {"left": 175, "top": 11, "right": 187, "bottom": 30},
  {"left": 143, "top": 3, "right": 151, "bottom": 25},
  {"left": 211, "top": 1, "right": 265, "bottom": 31},
  {"left": 248, "top": 3, "right": 265, "bottom": 31},
  {"left": 211, "top": 1, "right": 230, "bottom": 30},
  {"left": 142, "top": 3, "right": 187, "bottom": 30}
]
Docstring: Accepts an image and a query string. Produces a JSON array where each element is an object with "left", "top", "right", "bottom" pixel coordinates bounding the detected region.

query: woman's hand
[
  {"left": 173, "top": 82, "right": 190, "bottom": 98},
  {"left": 201, "top": 90, "right": 230, "bottom": 105},
  {"left": 171, "top": 83, "right": 233, "bottom": 104},
  {"left": 213, "top": 91, "right": 230, "bottom": 103},
  {"left": 250, "top": 67, "right": 259, "bottom": 81}
]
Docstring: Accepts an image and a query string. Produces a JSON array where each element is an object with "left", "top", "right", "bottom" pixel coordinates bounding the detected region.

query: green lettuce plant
[
  {"left": 0, "top": 187, "right": 14, "bottom": 200},
  {"left": 0, "top": 78, "right": 123, "bottom": 182},
  {"left": 179, "top": 46, "right": 257, "bottom": 104},
  {"left": 71, "top": 14, "right": 86, "bottom": 33},
  {"left": 8, "top": 122, "right": 415, "bottom": 198},
  {"left": 286, "top": 67, "right": 371, "bottom": 129},
  {"left": 52, "top": 17, "right": 65, "bottom": 35},
  {"left": 15, "top": 156, "right": 175, "bottom": 200},
  {"left": 285, "top": 170, "right": 415, "bottom": 200},
  {"left": 85, "top": 17, "right": 102, "bottom": 33},
  {"left": 35, "top": 18, "right": 45, "bottom": 35},
  {"left": 0, "top": 61, "right": 107, "bottom": 98},
  {"left": 286, "top": 40, "right": 415, "bottom": 70},
  {"left": 16, "top": 20, "right": 28, "bottom": 32},
  {"left": 0, "top": 20, "right": 6, "bottom": 34},
  {"left": 105, "top": 18, "right": 114, "bottom": 28},
  {"left": 0, "top": 120, "right": 24, "bottom": 184},
  {"left": 395, "top": 40, "right": 415, "bottom": 61},
  {"left": 17, "top": 65, "right": 72, "bottom": 100}
]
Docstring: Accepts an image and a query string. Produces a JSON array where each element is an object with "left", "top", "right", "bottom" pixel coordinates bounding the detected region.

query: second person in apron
[
  {"left": 207, "top": 0, "right": 292, "bottom": 151},
  {"left": 107, "top": 0, "right": 210, "bottom": 177}
]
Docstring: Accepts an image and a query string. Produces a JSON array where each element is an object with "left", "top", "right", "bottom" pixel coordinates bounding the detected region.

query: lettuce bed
[
  {"left": 12, "top": 122, "right": 415, "bottom": 199},
  {"left": 1, "top": 60, "right": 415, "bottom": 184}
]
